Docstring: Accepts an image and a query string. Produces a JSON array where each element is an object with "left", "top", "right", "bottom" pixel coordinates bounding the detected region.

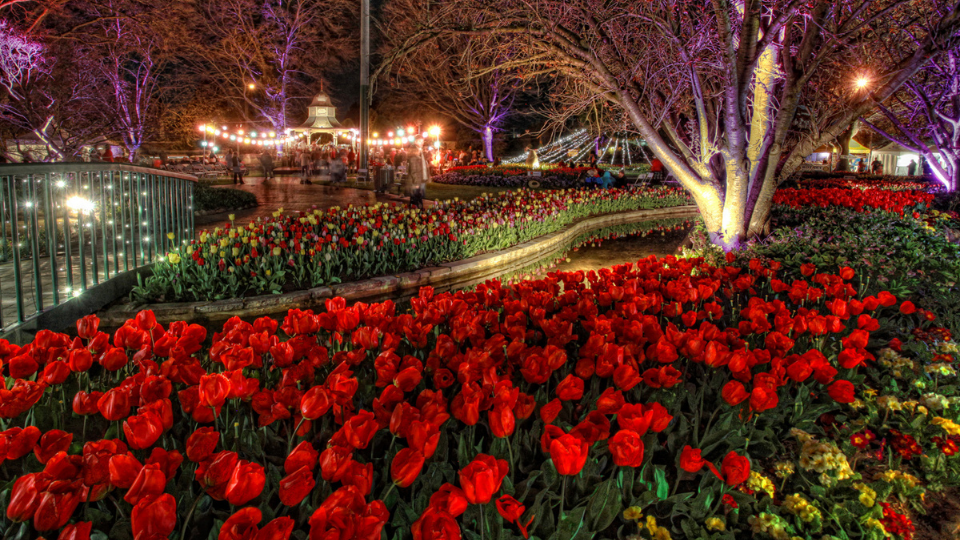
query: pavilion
[{"left": 290, "top": 92, "right": 347, "bottom": 145}]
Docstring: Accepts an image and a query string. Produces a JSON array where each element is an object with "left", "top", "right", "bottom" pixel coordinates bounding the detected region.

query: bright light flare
[
  {"left": 429, "top": 125, "right": 441, "bottom": 137},
  {"left": 855, "top": 77, "right": 870, "bottom": 90},
  {"left": 67, "top": 197, "right": 94, "bottom": 213}
]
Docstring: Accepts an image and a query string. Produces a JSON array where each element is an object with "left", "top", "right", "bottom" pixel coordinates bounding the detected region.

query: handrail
[
  {"left": 0, "top": 162, "right": 199, "bottom": 182},
  {"left": 0, "top": 163, "right": 197, "bottom": 336}
]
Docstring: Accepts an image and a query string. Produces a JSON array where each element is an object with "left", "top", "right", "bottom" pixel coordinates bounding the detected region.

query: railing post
[
  {"left": 27, "top": 174, "right": 43, "bottom": 315},
  {"left": 6, "top": 176, "right": 23, "bottom": 323},
  {"left": 43, "top": 172, "right": 59, "bottom": 307}
]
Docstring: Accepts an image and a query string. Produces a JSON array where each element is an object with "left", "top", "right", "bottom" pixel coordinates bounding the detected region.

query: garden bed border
[{"left": 99, "top": 205, "right": 699, "bottom": 325}]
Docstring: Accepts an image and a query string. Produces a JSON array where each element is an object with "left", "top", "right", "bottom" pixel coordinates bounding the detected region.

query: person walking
[
  {"left": 907, "top": 159, "right": 917, "bottom": 176},
  {"left": 406, "top": 145, "right": 430, "bottom": 208},
  {"left": 299, "top": 151, "right": 311, "bottom": 184},
  {"left": 259, "top": 150, "right": 275, "bottom": 182},
  {"left": 230, "top": 151, "right": 244, "bottom": 185},
  {"left": 871, "top": 158, "right": 883, "bottom": 174},
  {"left": 329, "top": 154, "right": 346, "bottom": 185}
]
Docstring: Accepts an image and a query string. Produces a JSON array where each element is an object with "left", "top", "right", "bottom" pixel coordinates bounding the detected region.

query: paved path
[{"left": 196, "top": 176, "right": 433, "bottom": 230}]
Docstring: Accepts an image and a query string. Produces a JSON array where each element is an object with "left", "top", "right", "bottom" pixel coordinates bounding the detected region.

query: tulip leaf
[
  {"left": 10, "top": 523, "right": 29, "bottom": 540},
  {"left": 653, "top": 466, "right": 668, "bottom": 501},
  {"left": 553, "top": 506, "right": 593, "bottom": 540},
  {"left": 586, "top": 478, "right": 622, "bottom": 532},
  {"left": 541, "top": 459, "right": 559, "bottom": 489}
]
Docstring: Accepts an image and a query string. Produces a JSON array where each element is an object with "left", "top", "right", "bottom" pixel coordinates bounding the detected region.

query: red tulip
[
  {"left": 608, "top": 429, "right": 644, "bottom": 467},
  {"left": 319, "top": 446, "right": 353, "bottom": 482},
  {"left": 220, "top": 507, "right": 261, "bottom": 540},
  {"left": 136, "top": 310, "right": 158, "bottom": 331},
  {"left": 131, "top": 494, "right": 177, "bottom": 540},
  {"left": 300, "top": 386, "right": 333, "bottom": 421},
  {"left": 199, "top": 373, "right": 231, "bottom": 409},
  {"left": 342, "top": 410, "right": 379, "bottom": 449},
  {"left": 123, "top": 412, "right": 164, "bottom": 450},
  {"left": 186, "top": 427, "right": 220, "bottom": 463},
  {"left": 721, "top": 381, "right": 749, "bottom": 406},
  {"left": 828, "top": 380, "right": 855, "bottom": 404},
  {"left": 33, "top": 489, "right": 82, "bottom": 531},
  {"left": 555, "top": 375, "right": 584, "bottom": 401},
  {"left": 900, "top": 301, "right": 916, "bottom": 315},
  {"left": 279, "top": 466, "right": 316, "bottom": 506},
  {"left": 257, "top": 517, "right": 295, "bottom": 540},
  {"left": 197, "top": 451, "right": 239, "bottom": 500},
  {"left": 749, "top": 386, "right": 779, "bottom": 412},
  {"left": 77, "top": 314, "right": 100, "bottom": 339},
  {"left": 109, "top": 453, "right": 144, "bottom": 489},
  {"left": 5, "top": 426, "right": 41, "bottom": 460},
  {"left": 458, "top": 454, "right": 509, "bottom": 504},
  {"left": 540, "top": 398, "right": 562, "bottom": 424},
  {"left": 97, "top": 387, "right": 131, "bottom": 421},
  {"left": 429, "top": 484, "right": 468, "bottom": 517},
  {"left": 549, "top": 433, "right": 589, "bottom": 476},
  {"left": 391, "top": 448, "right": 425, "bottom": 488},
  {"left": 99, "top": 347, "right": 128, "bottom": 371},
  {"left": 34, "top": 429, "right": 73, "bottom": 464},
  {"left": 285, "top": 441, "right": 318, "bottom": 475},
  {"left": 123, "top": 462, "right": 167, "bottom": 505},
  {"left": 679, "top": 445, "right": 705, "bottom": 473},
  {"left": 145, "top": 447, "right": 183, "bottom": 479},
  {"left": 67, "top": 349, "right": 93, "bottom": 372},
  {"left": 411, "top": 507, "right": 460, "bottom": 540},
  {"left": 7, "top": 473, "right": 41, "bottom": 521},
  {"left": 496, "top": 494, "right": 525, "bottom": 522},
  {"left": 720, "top": 451, "right": 750, "bottom": 486},
  {"left": 58, "top": 521, "right": 93, "bottom": 540},
  {"left": 408, "top": 421, "right": 440, "bottom": 458},
  {"left": 42, "top": 361, "right": 72, "bottom": 385},
  {"left": 488, "top": 406, "right": 515, "bottom": 439},
  {"left": 225, "top": 460, "right": 266, "bottom": 505}
]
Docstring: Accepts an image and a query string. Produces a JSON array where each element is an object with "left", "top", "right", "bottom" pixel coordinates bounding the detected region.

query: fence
[{"left": 0, "top": 163, "right": 196, "bottom": 332}]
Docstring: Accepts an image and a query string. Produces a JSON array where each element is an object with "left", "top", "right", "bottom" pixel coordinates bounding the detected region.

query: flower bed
[
  {"left": 2, "top": 247, "right": 956, "bottom": 540},
  {"left": 132, "top": 187, "right": 692, "bottom": 303},
  {"left": 799, "top": 177, "right": 939, "bottom": 192},
  {"left": 773, "top": 187, "right": 934, "bottom": 215},
  {"left": 433, "top": 172, "right": 583, "bottom": 189}
]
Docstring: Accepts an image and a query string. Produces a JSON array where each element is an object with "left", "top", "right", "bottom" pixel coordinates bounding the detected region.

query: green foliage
[{"left": 193, "top": 183, "right": 257, "bottom": 213}]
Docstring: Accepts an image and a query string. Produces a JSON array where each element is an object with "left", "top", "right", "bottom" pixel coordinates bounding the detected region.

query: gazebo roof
[{"left": 291, "top": 92, "right": 342, "bottom": 133}]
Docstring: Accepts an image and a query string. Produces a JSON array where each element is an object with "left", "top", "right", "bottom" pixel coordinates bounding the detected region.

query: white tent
[{"left": 873, "top": 142, "right": 925, "bottom": 176}]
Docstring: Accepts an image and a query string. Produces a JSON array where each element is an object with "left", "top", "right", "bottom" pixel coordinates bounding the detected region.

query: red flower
[
  {"left": 7, "top": 473, "right": 41, "bottom": 522},
  {"left": 199, "top": 373, "right": 231, "bottom": 409},
  {"left": 679, "top": 445, "right": 705, "bottom": 473},
  {"left": 58, "top": 522, "right": 93, "bottom": 540},
  {"left": 496, "top": 495, "right": 533, "bottom": 538},
  {"left": 123, "top": 462, "right": 166, "bottom": 505},
  {"left": 225, "top": 460, "right": 266, "bottom": 505},
  {"left": 555, "top": 375, "right": 584, "bottom": 401},
  {"left": 411, "top": 507, "right": 460, "bottom": 540},
  {"left": 77, "top": 314, "right": 100, "bottom": 339},
  {"left": 899, "top": 301, "right": 916, "bottom": 315},
  {"left": 285, "top": 441, "right": 318, "bottom": 475},
  {"left": 391, "top": 448, "right": 425, "bottom": 488},
  {"left": 279, "top": 466, "right": 316, "bottom": 506},
  {"left": 596, "top": 388, "right": 625, "bottom": 415},
  {"left": 4, "top": 426, "right": 40, "bottom": 460},
  {"left": 109, "top": 453, "right": 143, "bottom": 489},
  {"left": 749, "top": 386, "right": 779, "bottom": 412},
  {"left": 342, "top": 410, "right": 379, "bottom": 449},
  {"left": 549, "top": 433, "right": 589, "bottom": 476},
  {"left": 827, "top": 380, "right": 855, "bottom": 404},
  {"left": 220, "top": 507, "right": 261, "bottom": 540},
  {"left": 429, "top": 484, "right": 468, "bottom": 517},
  {"left": 720, "top": 451, "right": 750, "bottom": 486},
  {"left": 257, "top": 517, "right": 295, "bottom": 540},
  {"left": 458, "top": 454, "right": 509, "bottom": 504},
  {"left": 300, "top": 386, "right": 333, "bottom": 421},
  {"left": 608, "top": 429, "right": 644, "bottom": 467},
  {"left": 721, "top": 381, "right": 749, "bottom": 406},
  {"left": 123, "top": 412, "right": 164, "bottom": 450},
  {"left": 98, "top": 387, "right": 131, "bottom": 421},
  {"left": 186, "top": 427, "right": 220, "bottom": 463},
  {"left": 34, "top": 429, "right": 73, "bottom": 464},
  {"left": 540, "top": 398, "right": 562, "bottom": 424},
  {"left": 131, "top": 494, "right": 177, "bottom": 540}
]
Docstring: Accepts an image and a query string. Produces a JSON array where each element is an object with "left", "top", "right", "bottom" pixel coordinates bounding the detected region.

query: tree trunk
[
  {"left": 834, "top": 121, "right": 858, "bottom": 172},
  {"left": 481, "top": 125, "right": 494, "bottom": 162}
]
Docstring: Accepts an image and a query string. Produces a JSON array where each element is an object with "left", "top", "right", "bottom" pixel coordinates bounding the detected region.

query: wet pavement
[
  {"left": 195, "top": 176, "right": 432, "bottom": 229},
  {"left": 551, "top": 226, "right": 692, "bottom": 274}
]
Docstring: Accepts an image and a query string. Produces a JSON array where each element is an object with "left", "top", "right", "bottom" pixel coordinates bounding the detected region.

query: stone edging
[{"left": 100, "top": 205, "right": 700, "bottom": 325}]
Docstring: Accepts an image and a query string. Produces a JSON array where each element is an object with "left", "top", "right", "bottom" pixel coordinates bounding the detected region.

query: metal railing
[{"left": 0, "top": 163, "right": 196, "bottom": 331}]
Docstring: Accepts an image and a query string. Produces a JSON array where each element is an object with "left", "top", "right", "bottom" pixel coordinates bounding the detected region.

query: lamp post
[{"left": 359, "top": 0, "right": 370, "bottom": 181}]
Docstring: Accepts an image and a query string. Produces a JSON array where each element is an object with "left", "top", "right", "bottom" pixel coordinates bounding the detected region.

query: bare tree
[
  {"left": 862, "top": 48, "right": 960, "bottom": 191},
  {"left": 380, "top": 1, "right": 522, "bottom": 161},
  {"left": 387, "top": 0, "right": 960, "bottom": 248},
  {"left": 193, "top": 0, "right": 357, "bottom": 132}
]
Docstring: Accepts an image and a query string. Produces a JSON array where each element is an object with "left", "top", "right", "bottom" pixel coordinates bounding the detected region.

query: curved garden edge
[{"left": 100, "top": 205, "right": 700, "bottom": 326}]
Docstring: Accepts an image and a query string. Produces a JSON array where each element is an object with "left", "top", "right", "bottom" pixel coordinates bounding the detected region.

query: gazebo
[{"left": 290, "top": 92, "right": 344, "bottom": 144}]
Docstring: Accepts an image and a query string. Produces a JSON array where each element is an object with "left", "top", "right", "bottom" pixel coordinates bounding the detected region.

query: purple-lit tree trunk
[
  {"left": 392, "top": 0, "right": 960, "bottom": 249},
  {"left": 862, "top": 48, "right": 960, "bottom": 191}
]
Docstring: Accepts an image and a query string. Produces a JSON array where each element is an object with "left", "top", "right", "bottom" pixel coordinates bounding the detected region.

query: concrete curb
[{"left": 99, "top": 205, "right": 699, "bottom": 325}]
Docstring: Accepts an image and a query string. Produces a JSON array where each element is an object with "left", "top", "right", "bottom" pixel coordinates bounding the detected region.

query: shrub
[{"left": 193, "top": 183, "right": 258, "bottom": 213}]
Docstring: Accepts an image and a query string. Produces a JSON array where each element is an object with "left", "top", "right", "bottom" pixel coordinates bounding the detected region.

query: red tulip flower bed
[
  {"left": 1, "top": 251, "right": 952, "bottom": 540},
  {"left": 773, "top": 187, "right": 934, "bottom": 215}
]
